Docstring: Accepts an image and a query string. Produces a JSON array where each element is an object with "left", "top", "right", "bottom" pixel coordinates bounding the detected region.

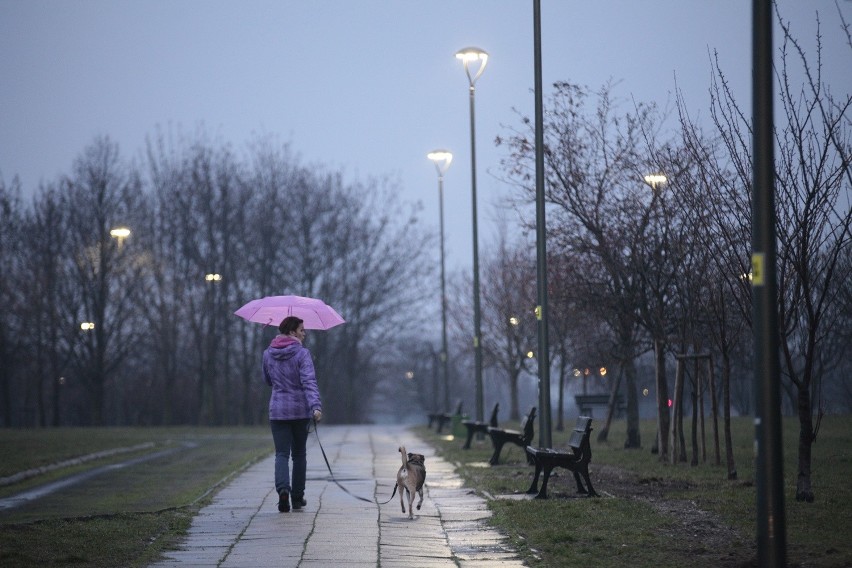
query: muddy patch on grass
[{"left": 543, "top": 464, "right": 758, "bottom": 567}]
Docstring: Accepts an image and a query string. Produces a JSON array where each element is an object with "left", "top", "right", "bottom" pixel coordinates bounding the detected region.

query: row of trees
[{"left": 0, "top": 132, "right": 434, "bottom": 427}]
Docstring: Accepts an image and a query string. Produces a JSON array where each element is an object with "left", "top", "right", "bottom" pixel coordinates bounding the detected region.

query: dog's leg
[
  {"left": 407, "top": 487, "right": 415, "bottom": 519},
  {"left": 416, "top": 487, "right": 424, "bottom": 511},
  {"left": 399, "top": 482, "right": 406, "bottom": 514}
]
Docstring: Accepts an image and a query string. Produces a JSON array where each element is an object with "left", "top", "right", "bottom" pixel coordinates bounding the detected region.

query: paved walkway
[{"left": 149, "top": 425, "right": 526, "bottom": 567}]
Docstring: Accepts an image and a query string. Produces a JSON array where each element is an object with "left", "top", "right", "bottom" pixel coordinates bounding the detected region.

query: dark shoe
[
  {"left": 292, "top": 493, "right": 306, "bottom": 510},
  {"left": 278, "top": 492, "right": 290, "bottom": 512}
]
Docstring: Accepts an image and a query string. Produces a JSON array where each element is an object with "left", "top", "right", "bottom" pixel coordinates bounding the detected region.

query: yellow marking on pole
[
  {"left": 535, "top": 305, "right": 542, "bottom": 320},
  {"left": 751, "top": 253, "right": 765, "bottom": 286}
]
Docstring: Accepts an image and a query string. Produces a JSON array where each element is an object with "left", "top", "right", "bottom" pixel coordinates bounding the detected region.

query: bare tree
[
  {"left": 313, "top": 177, "right": 433, "bottom": 423},
  {"left": 682, "top": 8, "right": 852, "bottom": 500},
  {"left": 62, "top": 136, "right": 148, "bottom": 425},
  {"left": 0, "top": 176, "right": 25, "bottom": 426},
  {"left": 20, "top": 185, "right": 79, "bottom": 427},
  {"left": 479, "top": 235, "right": 537, "bottom": 421},
  {"left": 498, "top": 81, "right": 670, "bottom": 449}
]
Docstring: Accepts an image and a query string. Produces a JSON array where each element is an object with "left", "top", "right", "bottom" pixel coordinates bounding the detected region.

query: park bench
[
  {"left": 487, "top": 406, "right": 536, "bottom": 465},
  {"left": 428, "top": 400, "right": 463, "bottom": 434},
  {"left": 525, "top": 415, "right": 598, "bottom": 499},
  {"left": 461, "top": 402, "right": 500, "bottom": 449},
  {"left": 574, "top": 393, "right": 625, "bottom": 418}
]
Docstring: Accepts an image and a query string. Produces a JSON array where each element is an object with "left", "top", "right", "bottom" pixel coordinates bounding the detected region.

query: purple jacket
[{"left": 262, "top": 335, "right": 322, "bottom": 420}]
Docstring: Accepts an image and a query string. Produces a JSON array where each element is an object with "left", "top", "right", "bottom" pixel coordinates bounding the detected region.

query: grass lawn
[{"left": 0, "top": 427, "right": 271, "bottom": 567}]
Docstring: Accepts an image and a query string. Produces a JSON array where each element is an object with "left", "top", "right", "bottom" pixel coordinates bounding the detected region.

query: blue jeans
[{"left": 270, "top": 419, "right": 310, "bottom": 496}]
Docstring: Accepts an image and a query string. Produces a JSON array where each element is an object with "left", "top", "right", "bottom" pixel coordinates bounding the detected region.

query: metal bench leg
[
  {"left": 572, "top": 470, "right": 588, "bottom": 494},
  {"left": 489, "top": 440, "right": 505, "bottom": 466},
  {"left": 536, "top": 464, "right": 555, "bottom": 499},
  {"left": 526, "top": 461, "right": 543, "bottom": 495},
  {"left": 463, "top": 426, "right": 475, "bottom": 449},
  {"left": 579, "top": 465, "right": 598, "bottom": 497}
]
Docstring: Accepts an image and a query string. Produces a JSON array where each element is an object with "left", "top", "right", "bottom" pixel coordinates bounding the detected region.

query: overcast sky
[{"left": 2, "top": 0, "right": 850, "bottom": 272}]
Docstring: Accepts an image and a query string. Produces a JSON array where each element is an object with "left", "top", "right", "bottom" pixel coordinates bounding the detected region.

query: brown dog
[{"left": 396, "top": 446, "right": 426, "bottom": 519}]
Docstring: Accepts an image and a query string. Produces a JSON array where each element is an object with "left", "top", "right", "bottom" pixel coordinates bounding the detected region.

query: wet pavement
[{"left": 148, "top": 424, "right": 526, "bottom": 567}]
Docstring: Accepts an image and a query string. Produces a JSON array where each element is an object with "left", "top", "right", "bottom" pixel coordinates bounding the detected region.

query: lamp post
[
  {"left": 643, "top": 173, "right": 669, "bottom": 457},
  {"left": 427, "top": 150, "right": 453, "bottom": 413},
  {"left": 456, "top": 46, "right": 488, "bottom": 424},
  {"left": 753, "top": 0, "right": 786, "bottom": 563},
  {"left": 532, "top": 1, "right": 552, "bottom": 448}
]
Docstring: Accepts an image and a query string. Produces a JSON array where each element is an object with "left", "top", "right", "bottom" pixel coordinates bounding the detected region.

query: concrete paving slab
[{"left": 148, "top": 425, "right": 525, "bottom": 567}]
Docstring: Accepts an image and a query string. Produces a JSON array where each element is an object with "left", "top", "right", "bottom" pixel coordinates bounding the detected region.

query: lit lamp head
[
  {"left": 110, "top": 227, "right": 131, "bottom": 239},
  {"left": 427, "top": 150, "right": 453, "bottom": 176},
  {"left": 643, "top": 174, "right": 667, "bottom": 190},
  {"left": 455, "top": 47, "right": 488, "bottom": 86}
]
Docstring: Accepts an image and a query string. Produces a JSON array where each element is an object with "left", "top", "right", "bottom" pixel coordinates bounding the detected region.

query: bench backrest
[
  {"left": 488, "top": 403, "right": 500, "bottom": 427},
  {"left": 521, "top": 407, "right": 537, "bottom": 444},
  {"left": 568, "top": 416, "right": 593, "bottom": 450}
]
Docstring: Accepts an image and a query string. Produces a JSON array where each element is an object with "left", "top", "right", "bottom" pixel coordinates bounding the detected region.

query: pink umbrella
[{"left": 234, "top": 295, "right": 345, "bottom": 330}]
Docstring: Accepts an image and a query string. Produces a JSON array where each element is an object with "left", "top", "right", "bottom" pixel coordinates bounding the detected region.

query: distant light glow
[
  {"left": 509, "top": 316, "right": 519, "bottom": 326},
  {"left": 643, "top": 388, "right": 649, "bottom": 396},
  {"left": 526, "top": 351, "right": 535, "bottom": 359},
  {"left": 573, "top": 368, "right": 581, "bottom": 377},
  {"left": 599, "top": 367, "right": 607, "bottom": 376},
  {"left": 80, "top": 322, "right": 95, "bottom": 330},
  {"left": 405, "top": 371, "right": 415, "bottom": 380},
  {"left": 205, "top": 273, "right": 222, "bottom": 281}
]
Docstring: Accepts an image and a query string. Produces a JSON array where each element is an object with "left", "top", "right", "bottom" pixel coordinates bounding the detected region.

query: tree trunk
[
  {"left": 722, "top": 351, "right": 737, "bottom": 479},
  {"left": 654, "top": 340, "right": 670, "bottom": 460},
  {"left": 598, "top": 366, "right": 624, "bottom": 443},
  {"left": 556, "top": 362, "right": 565, "bottom": 431},
  {"left": 624, "top": 358, "right": 641, "bottom": 449},
  {"left": 795, "top": 384, "right": 815, "bottom": 502},
  {"left": 509, "top": 370, "right": 520, "bottom": 421}
]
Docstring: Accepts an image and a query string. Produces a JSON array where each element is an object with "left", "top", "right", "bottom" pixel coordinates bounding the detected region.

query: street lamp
[
  {"left": 205, "top": 273, "right": 222, "bottom": 282},
  {"left": 644, "top": 172, "right": 669, "bottom": 458},
  {"left": 456, "top": 45, "right": 488, "bottom": 424},
  {"left": 427, "top": 149, "right": 453, "bottom": 413},
  {"left": 110, "top": 227, "right": 131, "bottom": 249}
]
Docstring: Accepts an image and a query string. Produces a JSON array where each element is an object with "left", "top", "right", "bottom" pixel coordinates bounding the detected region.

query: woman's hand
[{"left": 313, "top": 409, "right": 323, "bottom": 423}]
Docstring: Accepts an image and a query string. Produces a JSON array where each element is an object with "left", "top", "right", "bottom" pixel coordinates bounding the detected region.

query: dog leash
[{"left": 310, "top": 419, "right": 375, "bottom": 504}]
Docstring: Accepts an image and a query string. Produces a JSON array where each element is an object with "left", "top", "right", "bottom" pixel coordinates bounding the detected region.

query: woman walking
[{"left": 262, "top": 316, "right": 323, "bottom": 512}]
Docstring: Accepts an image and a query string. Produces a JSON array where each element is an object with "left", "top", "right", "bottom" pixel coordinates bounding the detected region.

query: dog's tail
[{"left": 398, "top": 446, "right": 407, "bottom": 468}]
